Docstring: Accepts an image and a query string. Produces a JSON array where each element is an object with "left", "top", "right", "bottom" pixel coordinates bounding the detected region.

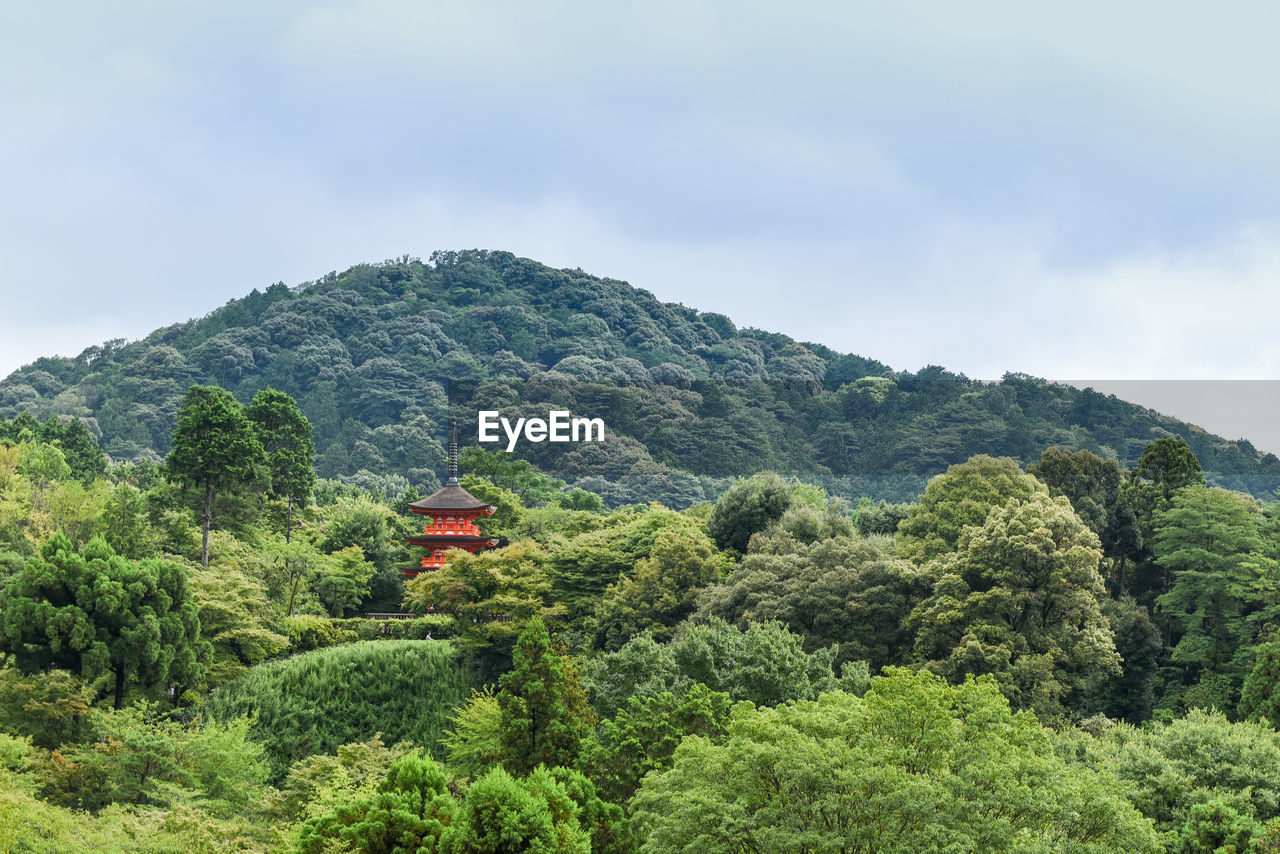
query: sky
[{"left": 3, "top": 2, "right": 1279, "bottom": 448}]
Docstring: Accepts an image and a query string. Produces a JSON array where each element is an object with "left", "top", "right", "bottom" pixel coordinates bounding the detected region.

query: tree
[
  {"left": 591, "top": 530, "right": 727, "bottom": 650},
  {"left": 706, "top": 471, "right": 792, "bottom": 553},
  {"left": 440, "top": 686, "right": 505, "bottom": 779},
  {"left": 549, "top": 505, "right": 707, "bottom": 621},
  {"left": 496, "top": 617, "right": 596, "bottom": 776},
  {"left": 698, "top": 533, "right": 923, "bottom": 671},
  {"left": 164, "top": 385, "right": 265, "bottom": 566},
  {"left": 630, "top": 670, "right": 1160, "bottom": 854},
  {"left": 404, "top": 541, "right": 563, "bottom": 670},
  {"left": 312, "top": 544, "right": 376, "bottom": 617},
  {"left": 1027, "top": 447, "right": 1124, "bottom": 538},
  {"left": 1240, "top": 639, "right": 1280, "bottom": 724},
  {"left": 1093, "top": 708, "right": 1280, "bottom": 844},
  {"left": 896, "top": 454, "right": 1048, "bottom": 562},
  {"left": 0, "top": 533, "right": 205, "bottom": 709},
  {"left": 582, "top": 682, "right": 732, "bottom": 803},
  {"left": 1153, "top": 485, "right": 1269, "bottom": 714},
  {"left": 296, "top": 752, "right": 459, "bottom": 854},
  {"left": 1133, "top": 437, "right": 1205, "bottom": 500},
  {"left": 246, "top": 387, "right": 315, "bottom": 542},
  {"left": 38, "top": 416, "right": 106, "bottom": 482},
  {"left": 910, "top": 493, "right": 1119, "bottom": 721},
  {"left": 439, "top": 765, "right": 590, "bottom": 854},
  {"left": 670, "top": 618, "right": 845, "bottom": 707}
]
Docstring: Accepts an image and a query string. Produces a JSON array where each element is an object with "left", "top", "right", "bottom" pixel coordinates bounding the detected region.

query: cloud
[{"left": 2, "top": 0, "right": 1280, "bottom": 395}]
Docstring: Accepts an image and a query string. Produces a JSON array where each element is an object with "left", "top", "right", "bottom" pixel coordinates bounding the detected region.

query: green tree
[
  {"left": 247, "top": 387, "right": 315, "bottom": 542},
  {"left": 1028, "top": 447, "right": 1124, "bottom": 536},
  {"left": 670, "top": 618, "right": 845, "bottom": 707},
  {"left": 910, "top": 493, "right": 1119, "bottom": 721},
  {"left": 16, "top": 440, "right": 71, "bottom": 511},
  {"left": 1088, "top": 708, "right": 1280, "bottom": 844},
  {"left": 1134, "top": 437, "right": 1206, "bottom": 500},
  {"left": 439, "top": 765, "right": 589, "bottom": 854},
  {"left": 591, "top": 530, "right": 728, "bottom": 650},
  {"left": 549, "top": 506, "right": 705, "bottom": 620},
  {"left": 204, "top": 640, "right": 471, "bottom": 781},
  {"left": 0, "top": 665, "right": 98, "bottom": 749},
  {"left": 404, "top": 540, "right": 564, "bottom": 670},
  {"left": 706, "top": 471, "right": 792, "bottom": 553},
  {"left": 582, "top": 682, "right": 732, "bottom": 803},
  {"left": 295, "top": 752, "right": 459, "bottom": 854},
  {"left": 497, "top": 617, "right": 596, "bottom": 776},
  {"left": 896, "top": 454, "right": 1048, "bottom": 562},
  {"left": 1125, "top": 437, "right": 1208, "bottom": 603},
  {"left": 460, "top": 446, "right": 567, "bottom": 506},
  {"left": 1240, "top": 639, "right": 1280, "bottom": 724},
  {"left": 440, "top": 686, "right": 505, "bottom": 779},
  {"left": 1153, "top": 485, "right": 1269, "bottom": 714},
  {"left": 313, "top": 544, "right": 377, "bottom": 617},
  {"left": 631, "top": 669, "right": 1160, "bottom": 854},
  {"left": 698, "top": 532, "right": 923, "bottom": 670},
  {"left": 0, "top": 533, "right": 205, "bottom": 709},
  {"left": 164, "top": 385, "right": 265, "bottom": 566}
]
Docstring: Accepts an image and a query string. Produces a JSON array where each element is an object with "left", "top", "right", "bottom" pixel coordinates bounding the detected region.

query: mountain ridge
[{"left": 3, "top": 249, "right": 1277, "bottom": 504}]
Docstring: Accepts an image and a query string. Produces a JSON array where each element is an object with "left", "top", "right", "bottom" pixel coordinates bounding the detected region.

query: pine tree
[
  {"left": 164, "top": 385, "right": 264, "bottom": 566},
  {"left": 246, "top": 387, "right": 314, "bottom": 543},
  {"left": 497, "top": 617, "right": 596, "bottom": 775}
]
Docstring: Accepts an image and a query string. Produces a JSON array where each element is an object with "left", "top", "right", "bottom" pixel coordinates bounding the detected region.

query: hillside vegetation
[
  {"left": 2, "top": 250, "right": 1277, "bottom": 505},
  {"left": 3, "top": 253, "right": 1280, "bottom": 850}
]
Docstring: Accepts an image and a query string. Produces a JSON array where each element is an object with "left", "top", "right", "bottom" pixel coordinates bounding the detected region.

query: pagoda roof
[
  {"left": 408, "top": 480, "right": 493, "bottom": 513},
  {"left": 407, "top": 533, "right": 498, "bottom": 546}
]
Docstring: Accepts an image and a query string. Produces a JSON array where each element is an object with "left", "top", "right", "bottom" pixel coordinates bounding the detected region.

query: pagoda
[{"left": 404, "top": 423, "right": 498, "bottom": 576}]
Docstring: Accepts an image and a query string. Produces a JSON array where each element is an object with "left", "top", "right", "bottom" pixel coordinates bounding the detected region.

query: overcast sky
[{"left": 3, "top": 3, "right": 1279, "bottom": 447}]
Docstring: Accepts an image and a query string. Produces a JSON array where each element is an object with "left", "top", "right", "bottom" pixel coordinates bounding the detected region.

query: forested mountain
[
  {"left": 3, "top": 249, "right": 1278, "bottom": 507},
  {"left": 7, "top": 251, "right": 1280, "bottom": 850}
]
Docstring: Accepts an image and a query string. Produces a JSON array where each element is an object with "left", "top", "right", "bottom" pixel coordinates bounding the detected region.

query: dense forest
[
  {"left": 2, "top": 253, "right": 1280, "bottom": 851},
  {"left": 2, "top": 251, "right": 1277, "bottom": 506}
]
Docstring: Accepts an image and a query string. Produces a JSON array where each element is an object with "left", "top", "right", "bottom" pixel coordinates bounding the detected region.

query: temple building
[{"left": 403, "top": 424, "right": 498, "bottom": 576}]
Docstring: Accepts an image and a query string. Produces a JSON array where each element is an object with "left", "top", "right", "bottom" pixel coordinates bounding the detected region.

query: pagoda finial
[{"left": 447, "top": 418, "right": 459, "bottom": 484}]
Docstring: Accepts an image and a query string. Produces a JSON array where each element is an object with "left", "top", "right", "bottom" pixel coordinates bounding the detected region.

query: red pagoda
[{"left": 404, "top": 423, "right": 498, "bottom": 576}]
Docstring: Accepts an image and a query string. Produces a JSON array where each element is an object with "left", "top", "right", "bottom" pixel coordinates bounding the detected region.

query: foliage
[
  {"left": 1028, "top": 447, "right": 1125, "bottom": 536},
  {"left": 163, "top": 385, "right": 265, "bottom": 566},
  {"left": 896, "top": 454, "right": 1048, "bottom": 562},
  {"left": 591, "top": 530, "right": 727, "bottom": 649},
  {"left": 1153, "top": 485, "right": 1270, "bottom": 715},
  {"left": 910, "top": 493, "right": 1119, "bottom": 722},
  {"left": 582, "top": 682, "right": 732, "bottom": 803},
  {"left": 0, "top": 663, "right": 98, "bottom": 749},
  {"left": 699, "top": 532, "right": 924, "bottom": 670},
  {"left": 706, "top": 471, "right": 792, "bottom": 552},
  {"left": 440, "top": 686, "right": 504, "bottom": 780},
  {"left": 582, "top": 619, "right": 853, "bottom": 718},
  {"left": 203, "top": 640, "right": 474, "bottom": 781},
  {"left": 548, "top": 505, "right": 706, "bottom": 619},
  {"left": 246, "top": 387, "right": 315, "bottom": 540},
  {"left": 4, "top": 253, "right": 1278, "bottom": 511},
  {"left": 295, "top": 751, "right": 458, "bottom": 854},
  {"left": 496, "top": 617, "right": 596, "bottom": 776},
  {"left": 187, "top": 558, "right": 289, "bottom": 685},
  {"left": 439, "top": 765, "right": 590, "bottom": 854},
  {"left": 404, "top": 540, "right": 564, "bottom": 670},
  {"left": 37, "top": 703, "right": 267, "bottom": 815},
  {"left": 1074, "top": 708, "right": 1280, "bottom": 847},
  {"left": 0, "top": 533, "right": 206, "bottom": 708},
  {"left": 631, "top": 668, "right": 1160, "bottom": 853}
]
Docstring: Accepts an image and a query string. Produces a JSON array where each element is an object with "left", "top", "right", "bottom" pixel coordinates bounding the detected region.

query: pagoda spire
[
  {"left": 403, "top": 415, "right": 497, "bottom": 575},
  {"left": 447, "top": 418, "right": 459, "bottom": 485}
]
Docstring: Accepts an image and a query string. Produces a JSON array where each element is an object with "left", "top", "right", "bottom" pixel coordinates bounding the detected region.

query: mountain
[{"left": 3, "top": 249, "right": 1278, "bottom": 505}]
